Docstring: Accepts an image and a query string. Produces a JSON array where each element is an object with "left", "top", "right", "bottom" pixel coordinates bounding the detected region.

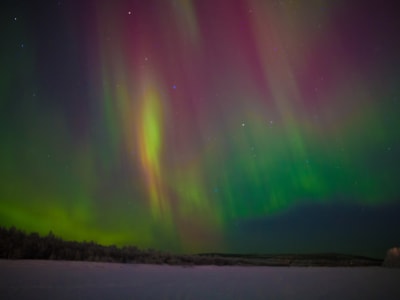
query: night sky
[{"left": 1, "top": 0, "right": 400, "bottom": 259}]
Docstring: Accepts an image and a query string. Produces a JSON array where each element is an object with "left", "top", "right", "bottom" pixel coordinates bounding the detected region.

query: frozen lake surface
[{"left": 1, "top": 260, "right": 399, "bottom": 299}]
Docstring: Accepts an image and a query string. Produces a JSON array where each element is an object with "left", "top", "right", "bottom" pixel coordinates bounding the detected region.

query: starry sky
[{"left": 1, "top": 0, "right": 399, "bottom": 258}]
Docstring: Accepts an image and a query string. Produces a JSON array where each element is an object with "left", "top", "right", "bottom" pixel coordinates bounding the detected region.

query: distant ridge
[
  {"left": 198, "top": 253, "right": 383, "bottom": 267},
  {"left": 0, "top": 226, "right": 383, "bottom": 266}
]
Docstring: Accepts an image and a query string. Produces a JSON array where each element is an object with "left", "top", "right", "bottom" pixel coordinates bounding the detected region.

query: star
[{"left": 241, "top": 123, "right": 245, "bottom": 127}]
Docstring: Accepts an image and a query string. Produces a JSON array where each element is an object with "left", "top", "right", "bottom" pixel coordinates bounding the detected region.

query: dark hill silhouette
[{"left": 0, "top": 226, "right": 383, "bottom": 266}]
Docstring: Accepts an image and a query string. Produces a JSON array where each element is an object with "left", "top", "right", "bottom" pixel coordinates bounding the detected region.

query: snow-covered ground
[{"left": 1, "top": 260, "right": 399, "bottom": 299}]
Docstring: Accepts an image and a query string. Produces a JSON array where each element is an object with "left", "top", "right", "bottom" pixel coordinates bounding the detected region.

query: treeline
[
  {"left": 0, "top": 226, "right": 384, "bottom": 266},
  {"left": 0, "top": 226, "right": 249, "bottom": 265}
]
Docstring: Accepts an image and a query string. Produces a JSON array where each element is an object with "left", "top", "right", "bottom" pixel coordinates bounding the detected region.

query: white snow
[{"left": 1, "top": 260, "right": 400, "bottom": 299}]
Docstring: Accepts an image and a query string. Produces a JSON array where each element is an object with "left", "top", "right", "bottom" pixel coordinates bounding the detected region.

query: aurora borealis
[{"left": 1, "top": 0, "right": 399, "bottom": 258}]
